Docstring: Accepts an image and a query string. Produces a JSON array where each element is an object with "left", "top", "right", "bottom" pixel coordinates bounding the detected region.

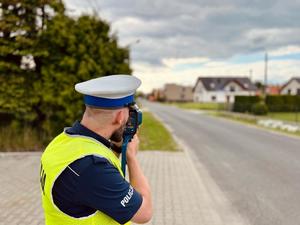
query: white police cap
[{"left": 75, "top": 75, "right": 141, "bottom": 108}]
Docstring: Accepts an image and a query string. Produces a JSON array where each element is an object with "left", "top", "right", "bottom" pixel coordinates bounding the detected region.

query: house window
[
  {"left": 297, "top": 89, "right": 300, "bottom": 96},
  {"left": 211, "top": 96, "right": 216, "bottom": 102},
  {"left": 230, "top": 86, "right": 235, "bottom": 92},
  {"left": 287, "top": 89, "right": 291, "bottom": 95}
]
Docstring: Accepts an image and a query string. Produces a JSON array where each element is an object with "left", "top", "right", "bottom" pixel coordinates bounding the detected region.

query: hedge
[
  {"left": 233, "top": 96, "right": 260, "bottom": 113},
  {"left": 233, "top": 95, "right": 300, "bottom": 113},
  {"left": 266, "top": 95, "right": 300, "bottom": 112}
]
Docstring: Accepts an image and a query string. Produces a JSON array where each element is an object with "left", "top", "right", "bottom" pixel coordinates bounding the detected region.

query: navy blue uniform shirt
[{"left": 52, "top": 121, "right": 142, "bottom": 224}]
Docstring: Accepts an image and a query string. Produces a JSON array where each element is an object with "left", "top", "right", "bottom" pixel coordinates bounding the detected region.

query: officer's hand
[{"left": 126, "top": 134, "right": 139, "bottom": 161}]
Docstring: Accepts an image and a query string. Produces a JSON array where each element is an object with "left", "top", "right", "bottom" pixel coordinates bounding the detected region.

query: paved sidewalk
[
  {"left": 0, "top": 153, "right": 43, "bottom": 225},
  {"left": 0, "top": 151, "right": 248, "bottom": 225}
]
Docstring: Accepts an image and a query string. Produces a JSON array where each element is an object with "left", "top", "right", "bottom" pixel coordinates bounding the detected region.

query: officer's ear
[{"left": 113, "top": 108, "right": 126, "bottom": 126}]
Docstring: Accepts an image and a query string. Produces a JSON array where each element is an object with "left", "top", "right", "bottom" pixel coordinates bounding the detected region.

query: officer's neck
[{"left": 80, "top": 117, "right": 113, "bottom": 140}]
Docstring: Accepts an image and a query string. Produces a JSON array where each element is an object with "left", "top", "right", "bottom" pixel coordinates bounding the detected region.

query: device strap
[{"left": 121, "top": 136, "right": 131, "bottom": 176}]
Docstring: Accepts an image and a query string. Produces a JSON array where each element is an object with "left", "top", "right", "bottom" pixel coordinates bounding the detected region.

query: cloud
[
  {"left": 162, "top": 57, "right": 210, "bottom": 68},
  {"left": 63, "top": 0, "right": 300, "bottom": 93},
  {"left": 269, "top": 45, "right": 300, "bottom": 57},
  {"left": 65, "top": 0, "right": 300, "bottom": 61}
]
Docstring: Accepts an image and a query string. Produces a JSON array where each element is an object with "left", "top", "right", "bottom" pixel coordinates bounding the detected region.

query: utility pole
[
  {"left": 264, "top": 52, "right": 268, "bottom": 98},
  {"left": 249, "top": 69, "right": 253, "bottom": 81},
  {"left": 249, "top": 69, "right": 253, "bottom": 96}
]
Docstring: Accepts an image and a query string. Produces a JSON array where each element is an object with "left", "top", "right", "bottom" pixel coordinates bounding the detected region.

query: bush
[
  {"left": 252, "top": 102, "right": 268, "bottom": 115},
  {"left": 233, "top": 96, "right": 261, "bottom": 113}
]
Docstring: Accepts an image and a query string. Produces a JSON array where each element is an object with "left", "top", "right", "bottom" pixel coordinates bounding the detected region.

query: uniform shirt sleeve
[{"left": 76, "top": 156, "right": 143, "bottom": 224}]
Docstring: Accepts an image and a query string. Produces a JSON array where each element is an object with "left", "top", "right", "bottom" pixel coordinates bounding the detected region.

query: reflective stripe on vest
[{"left": 40, "top": 131, "right": 130, "bottom": 225}]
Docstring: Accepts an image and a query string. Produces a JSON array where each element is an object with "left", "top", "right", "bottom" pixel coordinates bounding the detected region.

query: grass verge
[
  {"left": 139, "top": 111, "right": 179, "bottom": 151},
  {"left": 0, "top": 111, "right": 180, "bottom": 152},
  {"left": 167, "top": 102, "right": 226, "bottom": 111},
  {"left": 267, "top": 112, "right": 300, "bottom": 123},
  {"left": 0, "top": 126, "right": 44, "bottom": 152},
  {"left": 210, "top": 111, "right": 300, "bottom": 137}
]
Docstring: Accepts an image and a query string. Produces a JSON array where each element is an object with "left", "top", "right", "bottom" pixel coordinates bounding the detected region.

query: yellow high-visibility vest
[{"left": 40, "top": 131, "right": 130, "bottom": 225}]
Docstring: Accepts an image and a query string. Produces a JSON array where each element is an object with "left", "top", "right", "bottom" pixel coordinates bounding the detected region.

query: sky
[{"left": 63, "top": 0, "right": 300, "bottom": 93}]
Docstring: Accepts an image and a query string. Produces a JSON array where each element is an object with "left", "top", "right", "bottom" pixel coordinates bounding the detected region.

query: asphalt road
[{"left": 144, "top": 101, "right": 300, "bottom": 225}]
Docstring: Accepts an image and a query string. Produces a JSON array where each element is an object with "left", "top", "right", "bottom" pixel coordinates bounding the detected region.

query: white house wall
[
  {"left": 194, "top": 91, "right": 255, "bottom": 103},
  {"left": 281, "top": 80, "right": 300, "bottom": 95},
  {"left": 194, "top": 81, "right": 255, "bottom": 103}
]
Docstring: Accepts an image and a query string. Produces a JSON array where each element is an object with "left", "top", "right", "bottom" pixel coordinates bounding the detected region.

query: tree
[
  {"left": 0, "top": 1, "right": 132, "bottom": 139},
  {"left": 0, "top": 0, "right": 64, "bottom": 123},
  {"left": 36, "top": 14, "right": 131, "bottom": 135},
  {"left": 254, "top": 81, "right": 264, "bottom": 90}
]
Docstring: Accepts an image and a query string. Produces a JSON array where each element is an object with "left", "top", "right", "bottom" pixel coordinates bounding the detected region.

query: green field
[
  {"left": 168, "top": 102, "right": 226, "bottom": 111},
  {"left": 139, "top": 111, "right": 179, "bottom": 151},
  {"left": 212, "top": 111, "right": 300, "bottom": 125},
  {"left": 170, "top": 102, "right": 300, "bottom": 123},
  {"left": 267, "top": 113, "right": 300, "bottom": 123}
]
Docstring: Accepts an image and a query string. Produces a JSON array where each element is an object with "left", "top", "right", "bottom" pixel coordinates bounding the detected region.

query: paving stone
[{"left": 0, "top": 151, "right": 248, "bottom": 225}]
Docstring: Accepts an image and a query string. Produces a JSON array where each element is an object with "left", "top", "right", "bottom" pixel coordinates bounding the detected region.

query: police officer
[{"left": 40, "top": 75, "right": 152, "bottom": 225}]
